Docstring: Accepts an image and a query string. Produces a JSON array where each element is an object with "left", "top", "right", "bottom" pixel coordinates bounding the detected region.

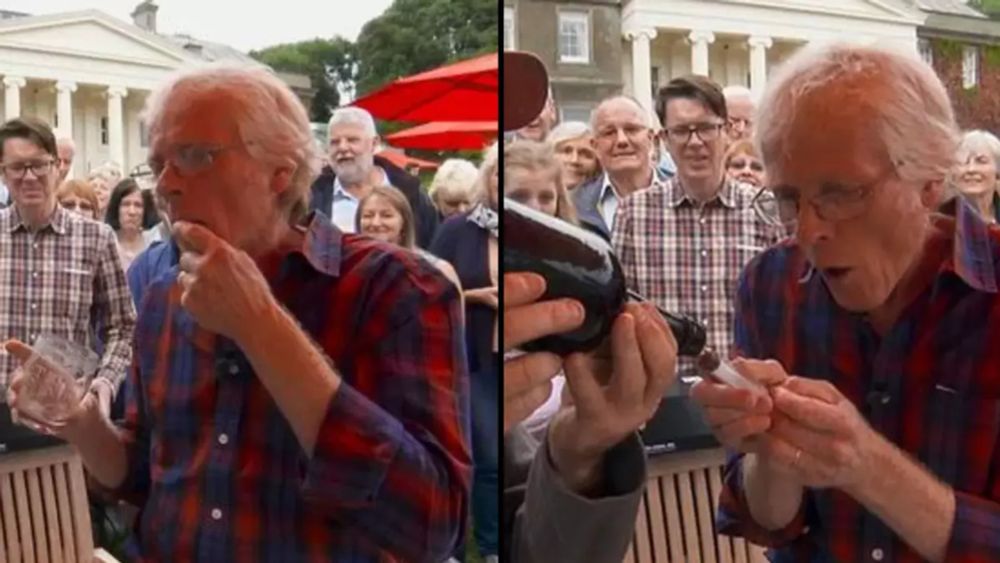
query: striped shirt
[
  {"left": 718, "top": 199, "right": 1000, "bottom": 562},
  {"left": 0, "top": 204, "right": 134, "bottom": 394},
  {"left": 115, "top": 212, "right": 471, "bottom": 562},
  {"left": 611, "top": 178, "right": 784, "bottom": 373}
]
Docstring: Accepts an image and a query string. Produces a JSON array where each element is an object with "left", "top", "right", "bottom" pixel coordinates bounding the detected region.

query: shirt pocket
[{"left": 923, "top": 386, "right": 1000, "bottom": 494}]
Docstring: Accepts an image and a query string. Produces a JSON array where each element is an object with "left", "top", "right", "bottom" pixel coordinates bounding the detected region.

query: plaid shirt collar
[
  {"left": 599, "top": 167, "right": 666, "bottom": 203},
  {"left": 292, "top": 211, "right": 344, "bottom": 278},
  {"left": 665, "top": 176, "right": 740, "bottom": 209},
  {"left": 4, "top": 203, "right": 70, "bottom": 235},
  {"left": 942, "top": 195, "right": 998, "bottom": 293}
]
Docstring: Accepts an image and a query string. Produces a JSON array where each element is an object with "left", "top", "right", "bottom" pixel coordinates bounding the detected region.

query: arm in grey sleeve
[{"left": 511, "top": 431, "right": 646, "bottom": 563}]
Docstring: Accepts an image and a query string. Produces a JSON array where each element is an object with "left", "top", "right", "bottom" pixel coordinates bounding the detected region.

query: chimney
[{"left": 131, "top": 0, "right": 158, "bottom": 33}]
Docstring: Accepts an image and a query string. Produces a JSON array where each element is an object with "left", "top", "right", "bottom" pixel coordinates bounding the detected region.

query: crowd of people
[
  {"left": 504, "top": 40, "right": 1000, "bottom": 563},
  {"left": 0, "top": 64, "right": 500, "bottom": 563}
]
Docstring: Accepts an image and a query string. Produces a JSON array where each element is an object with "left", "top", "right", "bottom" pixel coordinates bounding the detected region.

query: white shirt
[
  {"left": 599, "top": 169, "right": 661, "bottom": 232},
  {"left": 330, "top": 167, "right": 393, "bottom": 234}
]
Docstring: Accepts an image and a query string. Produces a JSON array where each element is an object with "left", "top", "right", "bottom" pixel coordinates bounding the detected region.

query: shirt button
[
  {"left": 217, "top": 433, "right": 229, "bottom": 445},
  {"left": 872, "top": 548, "right": 884, "bottom": 561},
  {"left": 700, "top": 285, "right": 708, "bottom": 293},
  {"left": 211, "top": 508, "right": 222, "bottom": 520},
  {"left": 699, "top": 217, "right": 707, "bottom": 225},
  {"left": 30, "top": 303, "right": 37, "bottom": 310},
  {"left": 702, "top": 319, "right": 710, "bottom": 327},
  {"left": 228, "top": 363, "right": 240, "bottom": 375},
  {"left": 700, "top": 249, "right": 708, "bottom": 257},
  {"left": 31, "top": 272, "right": 38, "bottom": 278}
]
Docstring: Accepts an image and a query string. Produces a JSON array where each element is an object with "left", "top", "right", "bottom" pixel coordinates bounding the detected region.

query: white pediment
[
  {"left": 0, "top": 10, "right": 193, "bottom": 68},
  {"left": 722, "top": 0, "right": 923, "bottom": 23}
]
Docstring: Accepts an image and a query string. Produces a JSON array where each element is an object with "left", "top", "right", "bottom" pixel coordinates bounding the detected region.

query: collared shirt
[
  {"left": 0, "top": 204, "right": 134, "bottom": 394},
  {"left": 330, "top": 167, "right": 392, "bottom": 233},
  {"left": 717, "top": 199, "right": 1000, "bottom": 562},
  {"left": 611, "top": 178, "right": 784, "bottom": 373},
  {"left": 115, "top": 212, "right": 471, "bottom": 563},
  {"left": 598, "top": 169, "right": 665, "bottom": 232}
]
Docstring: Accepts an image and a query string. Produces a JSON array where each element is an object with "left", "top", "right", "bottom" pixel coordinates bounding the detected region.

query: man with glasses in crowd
[
  {"left": 56, "top": 136, "right": 76, "bottom": 183},
  {"left": 572, "top": 95, "right": 667, "bottom": 240},
  {"left": 0, "top": 117, "right": 135, "bottom": 414},
  {"left": 612, "top": 75, "right": 783, "bottom": 373},
  {"left": 723, "top": 85, "right": 756, "bottom": 143}
]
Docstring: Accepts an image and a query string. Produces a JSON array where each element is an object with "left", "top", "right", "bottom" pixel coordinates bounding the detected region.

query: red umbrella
[
  {"left": 385, "top": 122, "right": 497, "bottom": 151},
  {"left": 353, "top": 53, "right": 499, "bottom": 123}
]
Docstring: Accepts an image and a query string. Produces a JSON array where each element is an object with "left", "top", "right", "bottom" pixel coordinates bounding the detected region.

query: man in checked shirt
[
  {"left": 0, "top": 117, "right": 134, "bottom": 414},
  {"left": 611, "top": 75, "right": 785, "bottom": 375},
  {"left": 6, "top": 65, "right": 470, "bottom": 562},
  {"left": 691, "top": 43, "right": 1000, "bottom": 562}
]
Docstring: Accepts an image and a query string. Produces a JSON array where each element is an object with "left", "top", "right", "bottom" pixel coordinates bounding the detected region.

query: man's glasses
[
  {"left": 752, "top": 183, "right": 878, "bottom": 229},
  {"left": 1, "top": 159, "right": 55, "bottom": 180},
  {"left": 147, "top": 144, "right": 239, "bottom": 178},
  {"left": 664, "top": 122, "right": 724, "bottom": 145}
]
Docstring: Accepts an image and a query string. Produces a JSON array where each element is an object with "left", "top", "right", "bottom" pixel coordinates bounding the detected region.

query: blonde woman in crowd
[
  {"left": 356, "top": 185, "right": 462, "bottom": 292},
  {"left": 547, "top": 121, "right": 600, "bottom": 191},
  {"left": 56, "top": 179, "right": 100, "bottom": 220},
  {"left": 724, "top": 139, "right": 767, "bottom": 189},
  {"left": 428, "top": 158, "right": 479, "bottom": 219}
]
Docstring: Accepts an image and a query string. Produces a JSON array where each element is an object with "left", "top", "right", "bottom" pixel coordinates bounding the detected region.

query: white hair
[
  {"left": 57, "top": 136, "right": 76, "bottom": 151},
  {"left": 142, "top": 64, "right": 322, "bottom": 222},
  {"left": 547, "top": 121, "right": 591, "bottom": 146},
  {"left": 957, "top": 130, "right": 1000, "bottom": 165},
  {"left": 589, "top": 95, "right": 654, "bottom": 130},
  {"left": 429, "top": 159, "right": 479, "bottom": 201},
  {"left": 88, "top": 162, "right": 122, "bottom": 183},
  {"left": 723, "top": 85, "right": 755, "bottom": 103},
  {"left": 756, "top": 42, "right": 958, "bottom": 185},
  {"left": 328, "top": 107, "right": 377, "bottom": 138}
]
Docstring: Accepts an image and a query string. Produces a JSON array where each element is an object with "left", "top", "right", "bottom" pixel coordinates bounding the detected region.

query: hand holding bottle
[{"left": 547, "top": 302, "right": 678, "bottom": 493}]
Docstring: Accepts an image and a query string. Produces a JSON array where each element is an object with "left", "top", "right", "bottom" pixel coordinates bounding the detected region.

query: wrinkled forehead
[
  {"left": 594, "top": 99, "right": 647, "bottom": 128},
  {"left": 150, "top": 85, "right": 239, "bottom": 147},
  {"left": 726, "top": 96, "right": 755, "bottom": 118}
]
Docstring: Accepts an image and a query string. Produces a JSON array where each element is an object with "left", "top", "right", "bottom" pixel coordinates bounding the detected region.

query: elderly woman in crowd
[
  {"left": 56, "top": 178, "right": 100, "bottom": 220},
  {"left": 946, "top": 129, "right": 1000, "bottom": 223},
  {"left": 428, "top": 158, "right": 479, "bottom": 219},
  {"left": 547, "top": 121, "right": 600, "bottom": 190},
  {"left": 724, "top": 138, "right": 767, "bottom": 189},
  {"left": 430, "top": 142, "right": 500, "bottom": 563},
  {"left": 87, "top": 162, "right": 123, "bottom": 218}
]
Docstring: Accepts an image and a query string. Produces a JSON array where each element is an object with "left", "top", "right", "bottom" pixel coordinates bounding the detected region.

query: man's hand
[
  {"left": 690, "top": 358, "right": 788, "bottom": 452},
  {"left": 503, "top": 273, "right": 584, "bottom": 434},
  {"left": 174, "top": 221, "right": 278, "bottom": 341},
  {"left": 547, "top": 302, "right": 677, "bottom": 493},
  {"left": 760, "top": 377, "right": 879, "bottom": 491},
  {"left": 465, "top": 286, "right": 498, "bottom": 309},
  {"left": 4, "top": 339, "right": 103, "bottom": 444}
]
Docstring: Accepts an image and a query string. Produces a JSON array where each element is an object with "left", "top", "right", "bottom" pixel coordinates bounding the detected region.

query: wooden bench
[
  {"left": 624, "top": 448, "right": 769, "bottom": 563},
  {"left": 0, "top": 444, "right": 118, "bottom": 563}
]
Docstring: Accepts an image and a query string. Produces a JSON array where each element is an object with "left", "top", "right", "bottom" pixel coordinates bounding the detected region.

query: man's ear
[
  {"left": 920, "top": 179, "right": 945, "bottom": 210},
  {"left": 270, "top": 162, "right": 296, "bottom": 195}
]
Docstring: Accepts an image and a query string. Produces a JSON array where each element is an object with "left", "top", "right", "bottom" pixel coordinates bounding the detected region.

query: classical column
[
  {"left": 748, "top": 35, "right": 773, "bottom": 98},
  {"left": 106, "top": 86, "right": 128, "bottom": 169},
  {"left": 626, "top": 28, "right": 658, "bottom": 118},
  {"left": 55, "top": 81, "right": 77, "bottom": 137},
  {"left": 3, "top": 76, "right": 26, "bottom": 120},
  {"left": 689, "top": 30, "right": 715, "bottom": 77}
]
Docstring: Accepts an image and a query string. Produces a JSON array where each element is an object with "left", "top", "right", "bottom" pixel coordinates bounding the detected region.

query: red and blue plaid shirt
[
  {"left": 114, "top": 212, "right": 471, "bottom": 562},
  {"left": 718, "top": 199, "right": 1000, "bottom": 562}
]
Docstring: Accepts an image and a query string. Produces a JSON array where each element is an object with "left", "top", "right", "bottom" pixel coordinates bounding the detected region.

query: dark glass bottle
[{"left": 503, "top": 198, "right": 706, "bottom": 356}]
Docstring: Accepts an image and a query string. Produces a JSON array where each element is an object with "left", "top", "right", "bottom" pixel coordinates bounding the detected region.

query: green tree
[
  {"left": 250, "top": 37, "right": 356, "bottom": 123},
  {"left": 354, "top": 0, "right": 498, "bottom": 97}
]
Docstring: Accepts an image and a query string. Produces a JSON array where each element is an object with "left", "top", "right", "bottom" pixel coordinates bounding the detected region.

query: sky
[{"left": 6, "top": 0, "right": 395, "bottom": 52}]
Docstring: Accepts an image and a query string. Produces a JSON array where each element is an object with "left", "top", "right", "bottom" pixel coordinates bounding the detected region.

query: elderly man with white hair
[
  {"left": 56, "top": 136, "right": 75, "bottom": 182},
  {"left": 5, "top": 65, "right": 470, "bottom": 563},
  {"left": 690, "top": 43, "right": 1000, "bottom": 562},
  {"left": 310, "top": 107, "right": 439, "bottom": 248},
  {"left": 723, "top": 85, "right": 756, "bottom": 142}
]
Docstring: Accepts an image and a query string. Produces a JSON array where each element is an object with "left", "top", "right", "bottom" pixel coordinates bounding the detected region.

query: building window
[
  {"left": 504, "top": 7, "right": 515, "bottom": 51},
  {"left": 963, "top": 45, "right": 978, "bottom": 89},
  {"left": 558, "top": 11, "right": 590, "bottom": 64},
  {"left": 100, "top": 117, "right": 109, "bottom": 145},
  {"left": 651, "top": 66, "right": 660, "bottom": 98},
  {"left": 139, "top": 121, "right": 149, "bottom": 148},
  {"left": 560, "top": 104, "right": 592, "bottom": 123},
  {"left": 918, "top": 38, "right": 933, "bottom": 67}
]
